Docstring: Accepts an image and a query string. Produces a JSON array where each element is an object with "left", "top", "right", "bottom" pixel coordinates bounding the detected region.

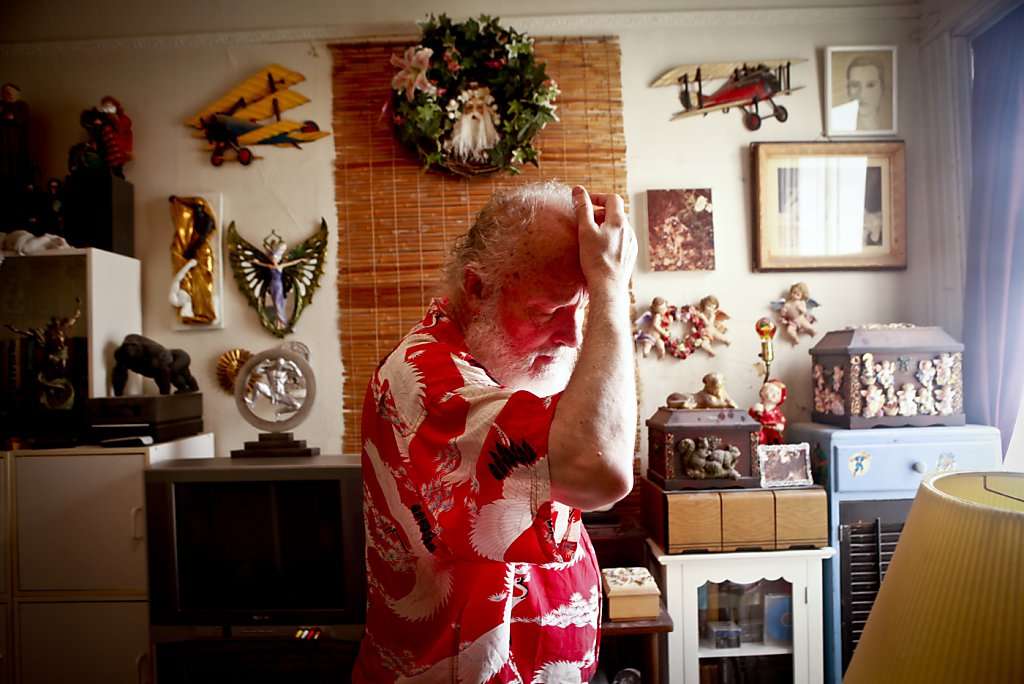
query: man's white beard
[
  {"left": 449, "top": 112, "right": 501, "bottom": 163},
  {"left": 463, "top": 297, "right": 578, "bottom": 397}
]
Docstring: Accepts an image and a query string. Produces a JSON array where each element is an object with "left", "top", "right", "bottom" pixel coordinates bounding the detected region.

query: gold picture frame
[{"left": 752, "top": 141, "right": 906, "bottom": 271}]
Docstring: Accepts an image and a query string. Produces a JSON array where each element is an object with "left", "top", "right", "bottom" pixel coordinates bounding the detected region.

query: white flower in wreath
[{"left": 445, "top": 86, "right": 503, "bottom": 163}]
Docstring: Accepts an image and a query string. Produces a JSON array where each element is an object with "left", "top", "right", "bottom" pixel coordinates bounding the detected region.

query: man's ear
[{"left": 462, "top": 268, "right": 485, "bottom": 314}]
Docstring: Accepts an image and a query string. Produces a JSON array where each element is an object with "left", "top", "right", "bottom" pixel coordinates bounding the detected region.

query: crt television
[{"left": 145, "top": 456, "right": 365, "bottom": 627}]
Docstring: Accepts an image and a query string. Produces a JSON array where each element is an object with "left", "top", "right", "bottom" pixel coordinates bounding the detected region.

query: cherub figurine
[
  {"left": 897, "top": 383, "right": 918, "bottom": 416},
  {"left": 862, "top": 385, "right": 885, "bottom": 418},
  {"left": 749, "top": 379, "right": 787, "bottom": 445},
  {"left": 633, "top": 296, "right": 676, "bottom": 359},
  {"left": 688, "top": 294, "right": 731, "bottom": 357},
  {"left": 771, "top": 282, "right": 820, "bottom": 345},
  {"left": 667, "top": 372, "right": 737, "bottom": 409}
]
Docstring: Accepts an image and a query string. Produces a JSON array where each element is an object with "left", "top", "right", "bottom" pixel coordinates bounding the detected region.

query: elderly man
[{"left": 353, "top": 181, "right": 637, "bottom": 683}]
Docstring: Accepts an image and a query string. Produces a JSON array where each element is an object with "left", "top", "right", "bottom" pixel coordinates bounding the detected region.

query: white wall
[{"left": 1, "top": 4, "right": 923, "bottom": 459}]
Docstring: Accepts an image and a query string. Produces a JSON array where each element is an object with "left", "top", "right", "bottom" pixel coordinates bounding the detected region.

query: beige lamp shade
[{"left": 845, "top": 471, "right": 1024, "bottom": 683}]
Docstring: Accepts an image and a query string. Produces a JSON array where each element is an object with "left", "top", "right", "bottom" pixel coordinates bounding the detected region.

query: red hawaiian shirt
[{"left": 353, "top": 299, "right": 601, "bottom": 683}]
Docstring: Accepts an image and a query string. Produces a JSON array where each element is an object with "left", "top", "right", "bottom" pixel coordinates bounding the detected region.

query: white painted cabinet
[
  {"left": 650, "top": 541, "right": 834, "bottom": 684},
  {"left": 3, "top": 434, "right": 213, "bottom": 684}
]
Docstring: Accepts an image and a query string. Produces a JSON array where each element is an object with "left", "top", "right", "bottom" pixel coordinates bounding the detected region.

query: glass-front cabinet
[{"left": 649, "top": 542, "right": 833, "bottom": 683}]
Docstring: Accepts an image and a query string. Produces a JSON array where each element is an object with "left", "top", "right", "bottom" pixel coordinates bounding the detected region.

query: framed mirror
[{"left": 752, "top": 141, "right": 906, "bottom": 271}]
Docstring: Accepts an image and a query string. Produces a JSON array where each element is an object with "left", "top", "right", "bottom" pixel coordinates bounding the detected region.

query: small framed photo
[
  {"left": 758, "top": 443, "right": 813, "bottom": 488},
  {"left": 825, "top": 46, "right": 897, "bottom": 137}
]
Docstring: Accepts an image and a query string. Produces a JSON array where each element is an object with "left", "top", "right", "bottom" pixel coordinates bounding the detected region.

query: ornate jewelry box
[
  {"left": 601, "top": 567, "right": 661, "bottom": 621},
  {"left": 809, "top": 325, "right": 965, "bottom": 429},
  {"left": 646, "top": 408, "right": 761, "bottom": 489}
]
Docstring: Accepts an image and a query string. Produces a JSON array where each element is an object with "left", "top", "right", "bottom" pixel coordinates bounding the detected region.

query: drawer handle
[
  {"left": 912, "top": 461, "right": 926, "bottom": 474},
  {"left": 131, "top": 506, "right": 145, "bottom": 540}
]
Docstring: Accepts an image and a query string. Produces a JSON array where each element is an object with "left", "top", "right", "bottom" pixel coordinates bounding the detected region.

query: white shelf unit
[
  {"left": 698, "top": 640, "right": 793, "bottom": 659},
  {"left": 0, "top": 248, "right": 142, "bottom": 398},
  {"left": 3, "top": 433, "right": 214, "bottom": 684},
  {"left": 649, "top": 541, "right": 834, "bottom": 684}
]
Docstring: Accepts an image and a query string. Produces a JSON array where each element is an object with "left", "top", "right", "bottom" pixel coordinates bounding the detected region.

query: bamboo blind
[{"left": 331, "top": 38, "right": 627, "bottom": 456}]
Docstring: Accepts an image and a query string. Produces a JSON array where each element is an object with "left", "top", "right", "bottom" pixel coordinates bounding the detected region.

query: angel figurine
[
  {"left": 633, "top": 297, "right": 676, "bottom": 358},
  {"left": 688, "top": 295, "right": 731, "bottom": 356},
  {"left": 770, "top": 282, "right": 820, "bottom": 345},
  {"left": 227, "top": 219, "right": 328, "bottom": 337}
]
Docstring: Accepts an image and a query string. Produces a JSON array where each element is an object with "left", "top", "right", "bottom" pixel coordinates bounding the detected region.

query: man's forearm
[{"left": 549, "top": 289, "right": 636, "bottom": 509}]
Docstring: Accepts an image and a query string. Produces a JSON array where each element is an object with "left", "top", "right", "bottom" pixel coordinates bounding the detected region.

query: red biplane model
[{"left": 651, "top": 59, "right": 806, "bottom": 130}]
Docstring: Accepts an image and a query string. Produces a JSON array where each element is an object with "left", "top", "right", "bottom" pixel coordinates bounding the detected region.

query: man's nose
[{"left": 550, "top": 309, "right": 581, "bottom": 348}]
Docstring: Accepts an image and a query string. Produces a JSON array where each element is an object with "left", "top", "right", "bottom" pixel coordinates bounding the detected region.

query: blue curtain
[{"left": 964, "top": 5, "right": 1024, "bottom": 454}]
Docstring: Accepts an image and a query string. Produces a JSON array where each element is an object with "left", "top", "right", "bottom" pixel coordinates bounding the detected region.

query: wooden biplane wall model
[
  {"left": 651, "top": 59, "right": 806, "bottom": 131},
  {"left": 186, "top": 64, "right": 331, "bottom": 166}
]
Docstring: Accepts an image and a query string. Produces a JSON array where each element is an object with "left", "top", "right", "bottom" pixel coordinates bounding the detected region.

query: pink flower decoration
[{"left": 391, "top": 46, "right": 437, "bottom": 102}]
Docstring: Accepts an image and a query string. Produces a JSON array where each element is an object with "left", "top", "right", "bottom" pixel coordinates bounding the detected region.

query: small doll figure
[
  {"left": 883, "top": 388, "right": 900, "bottom": 417},
  {"left": 935, "top": 386, "right": 956, "bottom": 415},
  {"left": 771, "top": 282, "right": 820, "bottom": 345},
  {"left": 897, "top": 383, "right": 919, "bottom": 416},
  {"left": 97, "top": 96, "right": 133, "bottom": 176},
  {"left": 749, "top": 379, "right": 787, "bottom": 445},
  {"left": 917, "top": 386, "right": 937, "bottom": 415},
  {"left": 688, "top": 294, "right": 731, "bottom": 356},
  {"left": 875, "top": 360, "right": 897, "bottom": 391},
  {"left": 916, "top": 359, "right": 936, "bottom": 388},
  {"left": 862, "top": 385, "right": 885, "bottom": 418},
  {"left": 859, "top": 353, "right": 877, "bottom": 388},
  {"left": 633, "top": 296, "right": 676, "bottom": 359}
]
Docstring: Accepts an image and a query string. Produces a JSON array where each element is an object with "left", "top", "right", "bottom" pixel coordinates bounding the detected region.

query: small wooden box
[
  {"left": 601, "top": 567, "right": 661, "bottom": 621},
  {"left": 646, "top": 407, "right": 761, "bottom": 490},
  {"left": 810, "top": 326, "right": 965, "bottom": 429},
  {"left": 643, "top": 477, "right": 828, "bottom": 554}
]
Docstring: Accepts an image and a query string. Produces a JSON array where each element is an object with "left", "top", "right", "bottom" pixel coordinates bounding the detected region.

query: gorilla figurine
[{"left": 112, "top": 334, "right": 198, "bottom": 395}]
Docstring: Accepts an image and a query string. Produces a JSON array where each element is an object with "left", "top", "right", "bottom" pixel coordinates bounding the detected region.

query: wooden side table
[
  {"left": 649, "top": 541, "right": 834, "bottom": 684},
  {"left": 601, "top": 607, "right": 673, "bottom": 684}
]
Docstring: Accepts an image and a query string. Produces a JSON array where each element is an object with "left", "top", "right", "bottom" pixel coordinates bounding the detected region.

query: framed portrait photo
[
  {"left": 752, "top": 141, "right": 906, "bottom": 270},
  {"left": 825, "top": 45, "right": 898, "bottom": 137},
  {"left": 758, "top": 443, "right": 813, "bottom": 488}
]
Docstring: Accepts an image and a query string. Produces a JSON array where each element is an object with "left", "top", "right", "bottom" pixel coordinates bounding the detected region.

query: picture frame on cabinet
[
  {"left": 752, "top": 141, "right": 906, "bottom": 271},
  {"left": 825, "top": 45, "right": 898, "bottom": 137},
  {"left": 758, "top": 442, "right": 813, "bottom": 488}
]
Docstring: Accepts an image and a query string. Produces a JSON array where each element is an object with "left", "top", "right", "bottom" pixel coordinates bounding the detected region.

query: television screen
[{"left": 174, "top": 480, "right": 346, "bottom": 611}]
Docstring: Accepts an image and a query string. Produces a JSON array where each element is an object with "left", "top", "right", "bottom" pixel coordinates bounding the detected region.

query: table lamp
[{"left": 845, "top": 471, "right": 1023, "bottom": 683}]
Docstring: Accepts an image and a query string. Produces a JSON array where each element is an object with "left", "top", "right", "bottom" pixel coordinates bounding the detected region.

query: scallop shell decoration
[{"left": 216, "top": 348, "right": 253, "bottom": 393}]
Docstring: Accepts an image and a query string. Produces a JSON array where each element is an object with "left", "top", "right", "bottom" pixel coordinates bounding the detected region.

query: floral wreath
[{"left": 389, "top": 14, "right": 559, "bottom": 176}]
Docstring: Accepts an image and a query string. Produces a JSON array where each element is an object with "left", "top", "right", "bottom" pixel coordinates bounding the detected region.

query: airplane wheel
[
  {"left": 211, "top": 153, "right": 225, "bottom": 167},
  {"left": 775, "top": 105, "right": 789, "bottom": 123},
  {"left": 238, "top": 148, "right": 254, "bottom": 166},
  {"left": 301, "top": 120, "right": 320, "bottom": 133},
  {"left": 744, "top": 111, "right": 762, "bottom": 131}
]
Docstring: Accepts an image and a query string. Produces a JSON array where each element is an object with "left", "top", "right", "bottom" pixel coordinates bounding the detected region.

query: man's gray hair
[{"left": 442, "top": 180, "right": 574, "bottom": 315}]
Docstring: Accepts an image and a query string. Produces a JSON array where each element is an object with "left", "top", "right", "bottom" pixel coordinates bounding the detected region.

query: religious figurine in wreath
[
  {"left": 5, "top": 299, "right": 81, "bottom": 409},
  {"left": 771, "top": 282, "right": 820, "bottom": 345},
  {"left": 688, "top": 294, "right": 731, "bottom": 356},
  {"left": 112, "top": 334, "right": 198, "bottom": 396},
  {"left": 749, "top": 379, "right": 788, "bottom": 445},
  {"left": 227, "top": 220, "right": 328, "bottom": 337},
  {"left": 666, "top": 372, "right": 737, "bottom": 409},
  {"left": 677, "top": 436, "right": 742, "bottom": 480}
]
